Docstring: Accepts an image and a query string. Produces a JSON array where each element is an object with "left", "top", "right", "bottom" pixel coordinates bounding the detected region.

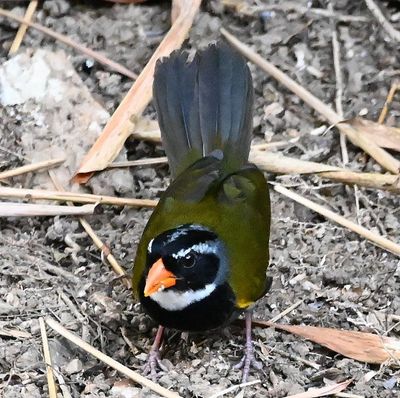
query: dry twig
[
  {"left": 39, "top": 318, "right": 58, "bottom": 398},
  {"left": 74, "top": 0, "right": 202, "bottom": 183},
  {"left": 0, "top": 202, "right": 97, "bottom": 217},
  {"left": 329, "top": 3, "right": 348, "bottom": 165},
  {"left": 209, "top": 380, "right": 261, "bottom": 398},
  {"left": 108, "top": 157, "right": 168, "bottom": 169},
  {"left": 49, "top": 171, "right": 131, "bottom": 288},
  {"left": 221, "top": 28, "right": 400, "bottom": 174},
  {"left": 364, "top": 0, "right": 400, "bottom": 42},
  {"left": 269, "top": 300, "right": 303, "bottom": 323},
  {"left": 283, "top": 379, "right": 352, "bottom": 398},
  {"left": 273, "top": 184, "right": 400, "bottom": 256},
  {"left": 0, "top": 157, "right": 65, "bottom": 180},
  {"left": 378, "top": 81, "right": 400, "bottom": 124},
  {"left": 8, "top": 0, "right": 38, "bottom": 55},
  {"left": 223, "top": 1, "right": 369, "bottom": 23},
  {"left": 45, "top": 317, "right": 181, "bottom": 398},
  {"left": 0, "top": 8, "right": 136, "bottom": 79},
  {"left": 0, "top": 187, "right": 158, "bottom": 208},
  {"left": 251, "top": 150, "right": 400, "bottom": 193}
]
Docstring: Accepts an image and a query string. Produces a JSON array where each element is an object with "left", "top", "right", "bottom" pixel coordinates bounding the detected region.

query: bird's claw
[
  {"left": 234, "top": 347, "right": 262, "bottom": 382},
  {"left": 143, "top": 348, "right": 163, "bottom": 381}
]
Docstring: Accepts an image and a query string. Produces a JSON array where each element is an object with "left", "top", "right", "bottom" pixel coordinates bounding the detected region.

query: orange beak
[{"left": 144, "top": 258, "right": 177, "bottom": 297}]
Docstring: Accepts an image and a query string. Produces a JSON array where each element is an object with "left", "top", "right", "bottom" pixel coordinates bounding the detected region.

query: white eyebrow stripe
[
  {"left": 147, "top": 238, "right": 154, "bottom": 253},
  {"left": 172, "top": 242, "right": 217, "bottom": 259},
  {"left": 150, "top": 283, "right": 216, "bottom": 311}
]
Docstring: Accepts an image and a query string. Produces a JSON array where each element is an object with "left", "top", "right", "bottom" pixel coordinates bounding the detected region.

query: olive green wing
[{"left": 216, "top": 165, "right": 271, "bottom": 308}]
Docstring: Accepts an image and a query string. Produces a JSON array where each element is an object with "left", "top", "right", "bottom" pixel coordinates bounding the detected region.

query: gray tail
[{"left": 153, "top": 41, "right": 254, "bottom": 177}]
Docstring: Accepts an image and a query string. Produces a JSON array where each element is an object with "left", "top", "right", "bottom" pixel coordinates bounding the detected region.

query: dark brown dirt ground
[{"left": 0, "top": 1, "right": 399, "bottom": 397}]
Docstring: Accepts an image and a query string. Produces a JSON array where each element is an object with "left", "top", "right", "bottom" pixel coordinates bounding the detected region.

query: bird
[{"left": 132, "top": 41, "right": 271, "bottom": 382}]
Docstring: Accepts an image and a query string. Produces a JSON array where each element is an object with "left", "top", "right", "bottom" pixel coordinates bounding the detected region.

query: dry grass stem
[
  {"left": 284, "top": 379, "right": 352, "bottom": 398},
  {"left": 0, "top": 157, "right": 65, "bottom": 180},
  {"left": 340, "top": 118, "right": 400, "bottom": 152},
  {"left": 74, "top": 0, "right": 202, "bottom": 183},
  {"left": 221, "top": 28, "right": 400, "bottom": 174},
  {"left": 0, "top": 187, "right": 158, "bottom": 208},
  {"left": 45, "top": 317, "right": 182, "bottom": 398},
  {"left": 0, "top": 328, "right": 31, "bottom": 339},
  {"left": 0, "top": 202, "right": 97, "bottom": 217},
  {"left": 80, "top": 217, "right": 131, "bottom": 287},
  {"left": 223, "top": 1, "right": 368, "bottom": 23},
  {"left": 269, "top": 300, "right": 303, "bottom": 323},
  {"left": 8, "top": 0, "right": 38, "bottom": 55},
  {"left": 364, "top": 0, "right": 400, "bottom": 42},
  {"left": 108, "top": 156, "right": 168, "bottom": 169},
  {"left": 49, "top": 171, "right": 131, "bottom": 288},
  {"left": 329, "top": 3, "right": 348, "bottom": 164},
  {"left": 209, "top": 380, "right": 261, "bottom": 398},
  {"left": 0, "top": 8, "right": 136, "bottom": 79},
  {"left": 265, "top": 345, "right": 320, "bottom": 370},
  {"left": 39, "top": 318, "right": 58, "bottom": 398},
  {"left": 251, "top": 150, "right": 400, "bottom": 193},
  {"left": 273, "top": 184, "right": 400, "bottom": 256},
  {"left": 378, "top": 82, "right": 400, "bottom": 124}
]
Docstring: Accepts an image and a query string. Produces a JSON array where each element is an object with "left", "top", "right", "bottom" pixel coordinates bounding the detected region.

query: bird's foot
[
  {"left": 234, "top": 310, "right": 262, "bottom": 382},
  {"left": 142, "top": 325, "right": 165, "bottom": 381},
  {"left": 143, "top": 347, "right": 164, "bottom": 381},
  {"left": 234, "top": 346, "right": 262, "bottom": 383}
]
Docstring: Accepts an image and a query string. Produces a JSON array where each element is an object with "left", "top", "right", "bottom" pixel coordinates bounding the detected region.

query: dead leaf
[
  {"left": 342, "top": 117, "right": 400, "bottom": 152},
  {"left": 284, "top": 379, "right": 352, "bottom": 398},
  {"left": 252, "top": 320, "right": 400, "bottom": 364}
]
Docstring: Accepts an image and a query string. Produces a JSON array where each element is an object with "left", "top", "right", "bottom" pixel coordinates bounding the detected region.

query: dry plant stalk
[
  {"left": 0, "top": 8, "right": 136, "bottom": 79},
  {"left": 8, "top": 0, "right": 38, "bottom": 55},
  {"left": 343, "top": 117, "right": 400, "bottom": 152},
  {"left": 48, "top": 171, "right": 131, "bottom": 288},
  {"left": 45, "top": 317, "right": 181, "bottom": 398},
  {"left": 274, "top": 184, "right": 400, "bottom": 256},
  {"left": 0, "top": 187, "right": 158, "bottom": 208},
  {"left": 284, "top": 379, "right": 352, "bottom": 398},
  {"left": 39, "top": 318, "right": 58, "bottom": 398},
  {"left": 0, "top": 157, "right": 65, "bottom": 180},
  {"left": 74, "top": 0, "right": 202, "bottom": 183},
  {"left": 0, "top": 328, "right": 31, "bottom": 339},
  {"left": 0, "top": 202, "right": 97, "bottom": 217},
  {"left": 251, "top": 150, "right": 400, "bottom": 193},
  {"left": 378, "top": 82, "right": 400, "bottom": 123},
  {"left": 221, "top": 28, "right": 400, "bottom": 174},
  {"left": 364, "top": 0, "right": 400, "bottom": 42},
  {"left": 253, "top": 320, "right": 400, "bottom": 364},
  {"left": 108, "top": 156, "right": 168, "bottom": 169}
]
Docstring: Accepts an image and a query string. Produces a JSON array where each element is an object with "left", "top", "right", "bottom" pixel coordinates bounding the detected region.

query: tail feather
[{"left": 153, "top": 41, "right": 253, "bottom": 177}]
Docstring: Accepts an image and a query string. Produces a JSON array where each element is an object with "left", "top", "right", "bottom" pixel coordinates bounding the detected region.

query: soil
[{"left": 0, "top": 0, "right": 400, "bottom": 397}]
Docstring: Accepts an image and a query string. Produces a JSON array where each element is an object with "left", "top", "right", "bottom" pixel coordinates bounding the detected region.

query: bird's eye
[{"left": 180, "top": 252, "right": 196, "bottom": 268}]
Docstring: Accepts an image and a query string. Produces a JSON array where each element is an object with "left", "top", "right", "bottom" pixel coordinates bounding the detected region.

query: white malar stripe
[
  {"left": 150, "top": 283, "right": 216, "bottom": 311},
  {"left": 172, "top": 242, "right": 216, "bottom": 259}
]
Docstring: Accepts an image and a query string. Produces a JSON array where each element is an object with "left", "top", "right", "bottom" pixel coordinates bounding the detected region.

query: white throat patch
[{"left": 150, "top": 283, "right": 216, "bottom": 311}]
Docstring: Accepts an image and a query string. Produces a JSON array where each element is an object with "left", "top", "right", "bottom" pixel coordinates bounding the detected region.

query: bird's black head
[{"left": 142, "top": 224, "right": 229, "bottom": 311}]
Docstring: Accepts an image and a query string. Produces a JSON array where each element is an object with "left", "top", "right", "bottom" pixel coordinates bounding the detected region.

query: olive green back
[{"left": 132, "top": 157, "right": 270, "bottom": 308}]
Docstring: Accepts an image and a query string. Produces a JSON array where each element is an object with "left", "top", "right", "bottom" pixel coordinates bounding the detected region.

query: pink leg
[
  {"left": 234, "top": 311, "right": 262, "bottom": 382},
  {"left": 143, "top": 325, "right": 164, "bottom": 380}
]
